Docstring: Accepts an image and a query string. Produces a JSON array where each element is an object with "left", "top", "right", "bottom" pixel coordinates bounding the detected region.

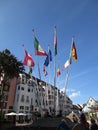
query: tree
[
  {"left": 0, "top": 49, "right": 24, "bottom": 81},
  {"left": 0, "top": 49, "right": 24, "bottom": 118}
]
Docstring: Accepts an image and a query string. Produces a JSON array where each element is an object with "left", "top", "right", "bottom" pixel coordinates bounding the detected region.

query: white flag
[{"left": 62, "top": 59, "right": 70, "bottom": 70}]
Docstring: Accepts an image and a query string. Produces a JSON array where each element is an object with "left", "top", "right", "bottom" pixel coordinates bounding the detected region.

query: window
[
  {"left": 43, "top": 99, "right": 45, "bottom": 105},
  {"left": 21, "top": 87, "right": 24, "bottom": 90},
  {"left": 28, "top": 80, "right": 36, "bottom": 87},
  {"left": 9, "top": 106, "right": 13, "bottom": 110},
  {"left": 48, "top": 90, "right": 50, "bottom": 94},
  {"left": 35, "top": 99, "right": 38, "bottom": 105},
  {"left": 31, "top": 98, "right": 33, "bottom": 104},
  {"left": 17, "top": 94, "right": 19, "bottom": 102},
  {"left": 18, "top": 85, "right": 20, "bottom": 90},
  {"left": 32, "top": 82, "right": 36, "bottom": 87},
  {"left": 28, "top": 80, "right": 32, "bottom": 86},
  {"left": 26, "top": 96, "right": 29, "bottom": 103},
  {"left": 20, "top": 106, "right": 24, "bottom": 110},
  {"left": 5, "top": 95, "right": 8, "bottom": 101},
  {"left": 3, "top": 102, "right": 7, "bottom": 108},
  {"left": 46, "top": 100, "right": 48, "bottom": 105},
  {"left": 30, "top": 105, "right": 33, "bottom": 111},
  {"left": 21, "top": 95, "right": 24, "bottom": 102},
  {"left": 22, "top": 79, "right": 25, "bottom": 84},
  {"left": 25, "top": 106, "right": 29, "bottom": 110},
  {"left": 28, "top": 88, "right": 30, "bottom": 92}
]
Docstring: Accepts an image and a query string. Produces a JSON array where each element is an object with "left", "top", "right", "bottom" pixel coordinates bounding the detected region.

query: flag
[
  {"left": 48, "top": 49, "right": 52, "bottom": 61},
  {"left": 71, "top": 41, "right": 77, "bottom": 61},
  {"left": 62, "top": 59, "right": 70, "bottom": 70},
  {"left": 57, "top": 67, "right": 61, "bottom": 77},
  {"left": 23, "top": 50, "right": 35, "bottom": 67},
  {"left": 44, "top": 49, "right": 52, "bottom": 66},
  {"left": 54, "top": 26, "right": 57, "bottom": 56},
  {"left": 34, "top": 37, "right": 47, "bottom": 56},
  {"left": 43, "top": 66, "right": 48, "bottom": 76}
]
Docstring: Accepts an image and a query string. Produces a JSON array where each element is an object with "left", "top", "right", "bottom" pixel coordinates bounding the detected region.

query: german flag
[{"left": 72, "top": 42, "right": 77, "bottom": 61}]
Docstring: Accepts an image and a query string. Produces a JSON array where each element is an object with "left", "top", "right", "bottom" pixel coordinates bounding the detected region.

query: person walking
[
  {"left": 90, "top": 118, "right": 98, "bottom": 130},
  {"left": 58, "top": 119, "right": 69, "bottom": 130},
  {"left": 72, "top": 113, "right": 89, "bottom": 130}
]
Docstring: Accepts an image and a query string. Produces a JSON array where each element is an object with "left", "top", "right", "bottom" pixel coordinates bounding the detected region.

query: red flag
[
  {"left": 43, "top": 66, "right": 48, "bottom": 76},
  {"left": 23, "top": 50, "right": 34, "bottom": 67},
  {"left": 54, "top": 26, "right": 57, "bottom": 56},
  {"left": 57, "top": 66, "right": 61, "bottom": 76}
]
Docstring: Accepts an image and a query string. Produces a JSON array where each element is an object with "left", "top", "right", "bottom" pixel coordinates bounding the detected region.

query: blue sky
[{"left": 0, "top": 0, "right": 98, "bottom": 104}]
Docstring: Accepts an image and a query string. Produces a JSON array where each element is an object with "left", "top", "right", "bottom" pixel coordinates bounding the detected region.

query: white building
[
  {"left": 14, "top": 73, "right": 73, "bottom": 116},
  {"left": 83, "top": 97, "right": 98, "bottom": 113},
  {"left": 14, "top": 74, "right": 37, "bottom": 114}
]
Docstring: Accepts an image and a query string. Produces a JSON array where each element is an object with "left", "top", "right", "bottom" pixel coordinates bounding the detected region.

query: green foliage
[{"left": 0, "top": 49, "right": 24, "bottom": 81}]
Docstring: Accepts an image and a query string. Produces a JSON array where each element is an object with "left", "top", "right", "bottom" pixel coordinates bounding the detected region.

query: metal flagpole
[
  {"left": 54, "top": 50, "right": 56, "bottom": 116},
  {"left": 32, "top": 29, "right": 42, "bottom": 113},
  {"left": 63, "top": 36, "right": 74, "bottom": 115},
  {"left": 53, "top": 26, "right": 57, "bottom": 116},
  {"left": 48, "top": 44, "right": 51, "bottom": 83}
]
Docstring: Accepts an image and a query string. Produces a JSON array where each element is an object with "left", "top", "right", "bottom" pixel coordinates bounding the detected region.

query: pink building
[{"left": 7, "top": 77, "right": 17, "bottom": 110}]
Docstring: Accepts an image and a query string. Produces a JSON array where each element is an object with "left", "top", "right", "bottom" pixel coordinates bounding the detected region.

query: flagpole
[
  {"left": 48, "top": 44, "right": 50, "bottom": 83},
  {"left": 63, "top": 36, "right": 74, "bottom": 115},
  {"left": 57, "top": 60, "right": 61, "bottom": 87},
  {"left": 65, "top": 36, "right": 74, "bottom": 91},
  {"left": 32, "top": 29, "right": 42, "bottom": 113},
  {"left": 54, "top": 51, "right": 56, "bottom": 116},
  {"left": 53, "top": 26, "right": 57, "bottom": 116}
]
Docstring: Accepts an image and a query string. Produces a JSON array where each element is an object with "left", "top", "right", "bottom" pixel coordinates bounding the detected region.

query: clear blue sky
[{"left": 0, "top": 0, "right": 98, "bottom": 104}]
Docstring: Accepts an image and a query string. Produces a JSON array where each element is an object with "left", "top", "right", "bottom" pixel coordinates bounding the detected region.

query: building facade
[
  {"left": 0, "top": 73, "right": 73, "bottom": 117},
  {"left": 14, "top": 73, "right": 73, "bottom": 116}
]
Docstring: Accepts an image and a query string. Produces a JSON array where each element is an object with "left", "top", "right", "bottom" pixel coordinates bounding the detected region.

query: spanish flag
[{"left": 71, "top": 42, "right": 77, "bottom": 61}]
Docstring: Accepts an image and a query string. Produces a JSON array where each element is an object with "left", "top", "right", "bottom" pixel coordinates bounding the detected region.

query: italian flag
[{"left": 34, "top": 37, "right": 47, "bottom": 56}]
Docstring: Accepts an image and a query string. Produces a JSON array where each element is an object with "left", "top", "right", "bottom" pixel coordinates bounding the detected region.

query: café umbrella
[
  {"left": 5, "top": 112, "right": 17, "bottom": 116},
  {"left": 17, "top": 113, "right": 26, "bottom": 116}
]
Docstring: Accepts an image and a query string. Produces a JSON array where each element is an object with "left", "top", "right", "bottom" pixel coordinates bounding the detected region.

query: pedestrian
[
  {"left": 90, "top": 118, "right": 98, "bottom": 130},
  {"left": 58, "top": 119, "right": 69, "bottom": 130},
  {"left": 72, "top": 113, "right": 89, "bottom": 130},
  {"left": 73, "top": 114, "right": 78, "bottom": 124}
]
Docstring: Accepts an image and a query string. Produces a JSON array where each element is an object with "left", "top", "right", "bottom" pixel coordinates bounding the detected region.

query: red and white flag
[
  {"left": 62, "top": 59, "right": 70, "bottom": 70},
  {"left": 23, "top": 50, "right": 35, "bottom": 67},
  {"left": 57, "top": 67, "right": 61, "bottom": 76}
]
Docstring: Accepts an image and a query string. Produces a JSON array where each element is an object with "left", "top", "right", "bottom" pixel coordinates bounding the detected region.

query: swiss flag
[{"left": 23, "top": 50, "right": 34, "bottom": 67}]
